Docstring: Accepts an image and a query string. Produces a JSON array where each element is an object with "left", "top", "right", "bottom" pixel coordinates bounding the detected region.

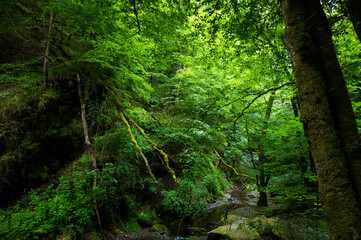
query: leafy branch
[{"left": 233, "top": 81, "right": 295, "bottom": 126}]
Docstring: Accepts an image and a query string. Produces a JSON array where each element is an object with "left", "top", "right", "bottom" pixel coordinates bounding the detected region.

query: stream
[
  {"left": 111, "top": 188, "right": 330, "bottom": 240},
  {"left": 112, "top": 188, "right": 262, "bottom": 240},
  {"left": 166, "top": 188, "right": 261, "bottom": 239}
]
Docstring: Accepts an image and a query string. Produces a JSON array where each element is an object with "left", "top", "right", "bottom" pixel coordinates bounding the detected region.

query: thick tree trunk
[
  {"left": 304, "top": 0, "right": 361, "bottom": 206},
  {"left": 290, "top": 97, "right": 314, "bottom": 189},
  {"left": 347, "top": 0, "right": 361, "bottom": 42},
  {"left": 281, "top": 0, "right": 361, "bottom": 239}
]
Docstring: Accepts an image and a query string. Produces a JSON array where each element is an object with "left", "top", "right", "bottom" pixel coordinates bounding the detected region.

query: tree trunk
[
  {"left": 347, "top": 0, "right": 361, "bottom": 42},
  {"left": 43, "top": 3, "right": 54, "bottom": 85},
  {"left": 304, "top": 0, "right": 361, "bottom": 207},
  {"left": 281, "top": 0, "right": 361, "bottom": 239},
  {"left": 76, "top": 74, "right": 102, "bottom": 234},
  {"left": 291, "top": 97, "right": 315, "bottom": 189},
  {"left": 257, "top": 92, "right": 275, "bottom": 207}
]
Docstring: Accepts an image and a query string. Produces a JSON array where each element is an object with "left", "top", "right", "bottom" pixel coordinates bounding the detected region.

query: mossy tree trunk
[
  {"left": 304, "top": 0, "right": 361, "bottom": 207},
  {"left": 291, "top": 97, "right": 315, "bottom": 189},
  {"left": 281, "top": 0, "right": 361, "bottom": 239},
  {"left": 347, "top": 0, "right": 361, "bottom": 42}
]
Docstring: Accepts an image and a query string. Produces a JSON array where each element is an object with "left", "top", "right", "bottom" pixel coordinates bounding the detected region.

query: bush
[
  {"left": 162, "top": 179, "right": 208, "bottom": 218},
  {"left": 202, "top": 173, "right": 229, "bottom": 199},
  {"left": 0, "top": 159, "right": 137, "bottom": 239}
]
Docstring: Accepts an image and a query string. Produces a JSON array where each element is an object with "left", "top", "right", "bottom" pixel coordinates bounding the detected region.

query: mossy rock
[
  {"left": 149, "top": 224, "right": 170, "bottom": 234},
  {"left": 207, "top": 219, "right": 259, "bottom": 240}
]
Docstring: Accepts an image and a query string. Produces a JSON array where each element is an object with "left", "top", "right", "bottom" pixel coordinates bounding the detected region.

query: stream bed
[
  {"left": 111, "top": 188, "right": 330, "bottom": 240},
  {"left": 189, "top": 188, "right": 260, "bottom": 237},
  {"left": 153, "top": 188, "right": 263, "bottom": 239}
]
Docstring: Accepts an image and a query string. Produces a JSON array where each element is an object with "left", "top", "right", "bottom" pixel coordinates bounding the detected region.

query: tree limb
[
  {"left": 125, "top": 113, "right": 178, "bottom": 184},
  {"left": 233, "top": 81, "right": 295, "bottom": 126},
  {"left": 126, "top": 0, "right": 141, "bottom": 38},
  {"left": 120, "top": 112, "right": 157, "bottom": 184},
  {"left": 212, "top": 148, "right": 255, "bottom": 180}
]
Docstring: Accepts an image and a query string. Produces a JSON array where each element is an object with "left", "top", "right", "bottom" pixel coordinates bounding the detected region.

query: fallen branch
[
  {"left": 120, "top": 112, "right": 157, "bottom": 184},
  {"left": 125, "top": 113, "right": 179, "bottom": 184},
  {"left": 212, "top": 148, "right": 255, "bottom": 180}
]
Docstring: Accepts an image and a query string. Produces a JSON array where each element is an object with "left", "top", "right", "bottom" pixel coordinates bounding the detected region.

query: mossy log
[
  {"left": 120, "top": 112, "right": 157, "bottom": 184},
  {"left": 124, "top": 113, "right": 178, "bottom": 184}
]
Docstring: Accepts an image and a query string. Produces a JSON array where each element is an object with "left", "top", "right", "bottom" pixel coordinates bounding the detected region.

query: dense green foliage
[{"left": 1, "top": 0, "right": 360, "bottom": 239}]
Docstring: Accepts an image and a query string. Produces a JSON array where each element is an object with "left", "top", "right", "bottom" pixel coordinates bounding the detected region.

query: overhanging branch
[{"left": 233, "top": 81, "right": 295, "bottom": 126}]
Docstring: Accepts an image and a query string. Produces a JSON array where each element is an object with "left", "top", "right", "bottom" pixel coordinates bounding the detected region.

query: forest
[{"left": 1, "top": 0, "right": 361, "bottom": 239}]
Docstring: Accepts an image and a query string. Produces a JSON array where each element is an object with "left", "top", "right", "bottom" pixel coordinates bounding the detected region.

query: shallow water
[{"left": 187, "top": 188, "right": 260, "bottom": 236}]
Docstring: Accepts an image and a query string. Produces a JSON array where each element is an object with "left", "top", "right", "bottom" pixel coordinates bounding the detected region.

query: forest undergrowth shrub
[
  {"left": 162, "top": 179, "right": 208, "bottom": 218},
  {"left": 278, "top": 218, "right": 331, "bottom": 240},
  {"left": 162, "top": 169, "right": 229, "bottom": 219},
  {"left": 0, "top": 157, "right": 143, "bottom": 239},
  {"left": 138, "top": 207, "right": 157, "bottom": 226},
  {"left": 202, "top": 173, "right": 229, "bottom": 199},
  {"left": 267, "top": 170, "right": 318, "bottom": 215}
]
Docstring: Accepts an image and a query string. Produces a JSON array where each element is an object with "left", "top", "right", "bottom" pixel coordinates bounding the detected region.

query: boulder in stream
[
  {"left": 207, "top": 215, "right": 287, "bottom": 240},
  {"left": 207, "top": 217, "right": 259, "bottom": 240},
  {"left": 149, "top": 224, "right": 170, "bottom": 234}
]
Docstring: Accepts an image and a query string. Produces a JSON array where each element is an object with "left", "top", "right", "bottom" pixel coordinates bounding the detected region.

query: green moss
[
  {"left": 208, "top": 221, "right": 259, "bottom": 240},
  {"left": 123, "top": 218, "right": 141, "bottom": 232},
  {"left": 149, "top": 224, "right": 169, "bottom": 233},
  {"left": 125, "top": 113, "right": 178, "bottom": 184},
  {"left": 120, "top": 112, "right": 157, "bottom": 183},
  {"left": 120, "top": 113, "right": 143, "bottom": 153}
]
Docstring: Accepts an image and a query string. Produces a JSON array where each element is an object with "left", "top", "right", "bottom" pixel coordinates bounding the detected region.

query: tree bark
[
  {"left": 76, "top": 74, "right": 102, "bottom": 233},
  {"left": 304, "top": 0, "right": 361, "bottom": 207},
  {"left": 347, "top": 0, "right": 361, "bottom": 42},
  {"left": 281, "top": 0, "right": 361, "bottom": 239},
  {"left": 124, "top": 113, "right": 178, "bottom": 184},
  {"left": 120, "top": 112, "right": 158, "bottom": 184},
  {"left": 257, "top": 92, "right": 275, "bottom": 207},
  {"left": 43, "top": 3, "right": 54, "bottom": 85},
  {"left": 291, "top": 97, "right": 315, "bottom": 189}
]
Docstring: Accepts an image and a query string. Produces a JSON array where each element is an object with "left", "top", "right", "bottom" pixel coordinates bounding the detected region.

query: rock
[
  {"left": 207, "top": 218, "right": 259, "bottom": 240},
  {"left": 149, "top": 224, "right": 170, "bottom": 234},
  {"left": 207, "top": 215, "right": 288, "bottom": 240},
  {"left": 258, "top": 215, "right": 286, "bottom": 239}
]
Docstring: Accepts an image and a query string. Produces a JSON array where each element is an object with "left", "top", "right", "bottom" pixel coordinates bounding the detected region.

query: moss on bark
[{"left": 281, "top": 0, "right": 361, "bottom": 238}]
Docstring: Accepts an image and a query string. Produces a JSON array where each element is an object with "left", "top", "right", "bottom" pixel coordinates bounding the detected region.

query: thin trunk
[
  {"left": 347, "top": 0, "right": 361, "bottom": 42},
  {"left": 257, "top": 92, "right": 275, "bottom": 207},
  {"left": 304, "top": 0, "right": 361, "bottom": 207},
  {"left": 281, "top": 0, "right": 361, "bottom": 238},
  {"left": 76, "top": 74, "right": 102, "bottom": 234},
  {"left": 291, "top": 97, "right": 314, "bottom": 189},
  {"left": 43, "top": 3, "right": 54, "bottom": 85}
]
